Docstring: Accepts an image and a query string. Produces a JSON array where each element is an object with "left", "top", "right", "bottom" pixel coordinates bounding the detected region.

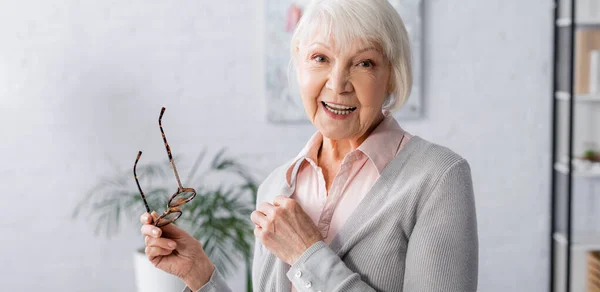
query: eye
[
  {"left": 358, "top": 60, "right": 374, "bottom": 68},
  {"left": 312, "top": 55, "right": 328, "bottom": 63}
]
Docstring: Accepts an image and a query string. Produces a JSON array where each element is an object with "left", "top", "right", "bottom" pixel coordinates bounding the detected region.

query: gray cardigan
[{"left": 186, "top": 135, "right": 479, "bottom": 292}]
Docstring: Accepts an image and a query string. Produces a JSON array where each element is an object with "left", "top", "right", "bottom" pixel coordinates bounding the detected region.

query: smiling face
[{"left": 296, "top": 36, "right": 393, "bottom": 142}]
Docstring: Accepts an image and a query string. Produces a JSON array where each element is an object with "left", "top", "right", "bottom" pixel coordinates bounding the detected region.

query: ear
[
  {"left": 388, "top": 81, "right": 395, "bottom": 95},
  {"left": 387, "top": 66, "right": 395, "bottom": 94},
  {"left": 291, "top": 45, "right": 301, "bottom": 68},
  {"left": 293, "top": 43, "right": 301, "bottom": 58}
]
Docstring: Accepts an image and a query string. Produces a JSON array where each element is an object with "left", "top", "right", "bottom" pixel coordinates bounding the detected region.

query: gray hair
[{"left": 290, "top": 0, "right": 413, "bottom": 111}]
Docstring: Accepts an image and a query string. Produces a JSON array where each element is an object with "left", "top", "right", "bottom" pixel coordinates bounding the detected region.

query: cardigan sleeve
[
  {"left": 402, "top": 158, "right": 479, "bottom": 291},
  {"left": 286, "top": 241, "right": 379, "bottom": 292},
  {"left": 182, "top": 268, "right": 232, "bottom": 292}
]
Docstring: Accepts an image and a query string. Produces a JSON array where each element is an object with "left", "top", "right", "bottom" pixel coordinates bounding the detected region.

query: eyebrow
[
  {"left": 308, "top": 42, "right": 331, "bottom": 50},
  {"left": 306, "top": 43, "right": 381, "bottom": 56},
  {"left": 354, "top": 47, "right": 379, "bottom": 55},
  {"left": 307, "top": 42, "right": 381, "bottom": 58}
]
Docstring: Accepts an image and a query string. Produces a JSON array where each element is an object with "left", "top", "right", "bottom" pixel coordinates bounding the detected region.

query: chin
[
  {"left": 313, "top": 109, "right": 358, "bottom": 140},
  {"left": 320, "top": 130, "right": 339, "bottom": 140},
  {"left": 317, "top": 124, "right": 353, "bottom": 141}
]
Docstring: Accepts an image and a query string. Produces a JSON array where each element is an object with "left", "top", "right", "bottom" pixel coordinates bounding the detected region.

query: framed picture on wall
[{"left": 265, "top": 0, "right": 423, "bottom": 123}]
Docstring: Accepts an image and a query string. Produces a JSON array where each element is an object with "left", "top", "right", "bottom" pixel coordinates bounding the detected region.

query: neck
[{"left": 318, "top": 114, "right": 385, "bottom": 164}]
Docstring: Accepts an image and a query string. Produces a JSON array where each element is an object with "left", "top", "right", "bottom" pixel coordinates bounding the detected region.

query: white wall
[{"left": 0, "top": 0, "right": 553, "bottom": 291}]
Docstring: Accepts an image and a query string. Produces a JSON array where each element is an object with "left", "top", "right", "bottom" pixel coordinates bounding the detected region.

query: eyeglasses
[{"left": 133, "top": 107, "right": 197, "bottom": 227}]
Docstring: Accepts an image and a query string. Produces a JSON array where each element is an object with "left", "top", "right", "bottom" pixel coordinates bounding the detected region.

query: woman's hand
[
  {"left": 251, "top": 195, "right": 324, "bottom": 265},
  {"left": 140, "top": 212, "right": 215, "bottom": 291}
]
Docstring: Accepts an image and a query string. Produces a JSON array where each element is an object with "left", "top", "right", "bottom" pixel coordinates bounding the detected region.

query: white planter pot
[{"left": 133, "top": 248, "right": 186, "bottom": 292}]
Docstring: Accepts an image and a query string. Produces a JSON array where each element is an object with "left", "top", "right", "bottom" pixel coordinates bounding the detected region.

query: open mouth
[{"left": 322, "top": 101, "right": 357, "bottom": 115}]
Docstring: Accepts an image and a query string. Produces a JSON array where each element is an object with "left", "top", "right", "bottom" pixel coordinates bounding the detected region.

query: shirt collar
[
  {"left": 286, "top": 131, "right": 322, "bottom": 185},
  {"left": 286, "top": 113, "right": 406, "bottom": 182},
  {"left": 356, "top": 114, "right": 406, "bottom": 174}
]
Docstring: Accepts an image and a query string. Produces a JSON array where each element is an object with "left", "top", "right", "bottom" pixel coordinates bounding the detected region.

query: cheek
[
  {"left": 354, "top": 74, "right": 388, "bottom": 108},
  {"left": 298, "top": 67, "right": 327, "bottom": 113},
  {"left": 298, "top": 67, "right": 326, "bottom": 98}
]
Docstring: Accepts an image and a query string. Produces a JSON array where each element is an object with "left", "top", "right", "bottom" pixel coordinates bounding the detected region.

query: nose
[{"left": 325, "top": 64, "right": 353, "bottom": 95}]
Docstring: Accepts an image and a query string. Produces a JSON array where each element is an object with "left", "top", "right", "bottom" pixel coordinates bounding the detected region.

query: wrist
[
  {"left": 183, "top": 259, "right": 215, "bottom": 291},
  {"left": 291, "top": 238, "right": 322, "bottom": 265}
]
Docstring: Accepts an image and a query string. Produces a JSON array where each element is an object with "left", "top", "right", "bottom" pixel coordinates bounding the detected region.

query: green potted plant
[
  {"left": 73, "top": 148, "right": 258, "bottom": 292},
  {"left": 583, "top": 149, "right": 600, "bottom": 162}
]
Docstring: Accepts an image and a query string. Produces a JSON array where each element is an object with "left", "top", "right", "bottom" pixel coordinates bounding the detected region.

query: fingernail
[
  {"left": 168, "top": 241, "right": 176, "bottom": 248},
  {"left": 142, "top": 214, "right": 148, "bottom": 221},
  {"left": 152, "top": 229, "right": 158, "bottom": 236}
]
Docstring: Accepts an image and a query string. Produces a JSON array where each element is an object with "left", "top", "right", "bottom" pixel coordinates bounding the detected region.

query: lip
[{"left": 321, "top": 101, "right": 356, "bottom": 120}]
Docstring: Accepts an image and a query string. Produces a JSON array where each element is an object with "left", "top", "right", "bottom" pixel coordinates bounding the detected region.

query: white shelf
[
  {"left": 556, "top": 91, "right": 600, "bottom": 103},
  {"left": 554, "top": 232, "right": 600, "bottom": 250},
  {"left": 556, "top": 18, "right": 600, "bottom": 28},
  {"left": 557, "top": 18, "right": 573, "bottom": 27},
  {"left": 555, "top": 161, "right": 600, "bottom": 178}
]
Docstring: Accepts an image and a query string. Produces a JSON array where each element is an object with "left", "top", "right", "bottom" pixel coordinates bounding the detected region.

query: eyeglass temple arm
[
  {"left": 134, "top": 151, "right": 151, "bottom": 213},
  {"left": 159, "top": 107, "right": 184, "bottom": 190}
]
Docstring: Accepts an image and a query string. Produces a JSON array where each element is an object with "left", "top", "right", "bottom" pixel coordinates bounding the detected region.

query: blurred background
[{"left": 0, "top": 0, "right": 561, "bottom": 291}]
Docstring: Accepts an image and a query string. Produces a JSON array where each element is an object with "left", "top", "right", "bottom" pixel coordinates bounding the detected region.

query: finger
[
  {"left": 141, "top": 224, "right": 162, "bottom": 238},
  {"left": 254, "top": 225, "right": 262, "bottom": 237},
  {"left": 145, "top": 246, "right": 173, "bottom": 258},
  {"left": 254, "top": 224, "right": 268, "bottom": 239},
  {"left": 250, "top": 210, "right": 269, "bottom": 227},
  {"left": 146, "top": 236, "right": 177, "bottom": 250},
  {"left": 154, "top": 219, "right": 186, "bottom": 238},
  {"left": 273, "top": 195, "right": 291, "bottom": 207},
  {"left": 140, "top": 212, "right": 153, "bottom": 224},
  {"left": 257, "top": 202, "right": 276, "bottom": 217}
]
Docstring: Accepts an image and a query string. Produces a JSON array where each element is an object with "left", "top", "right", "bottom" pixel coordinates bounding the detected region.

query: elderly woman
[{"left": 140, "top": 0, "right": 478, "bottom": 291}]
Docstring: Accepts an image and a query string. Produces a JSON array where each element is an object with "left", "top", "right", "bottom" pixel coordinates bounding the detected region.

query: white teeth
[
  {"left": 324, "top": 102, "right": 355, "bottom": 110},
  {"left": 324, "top": 103, "right": 354, "bottom": 115}
]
